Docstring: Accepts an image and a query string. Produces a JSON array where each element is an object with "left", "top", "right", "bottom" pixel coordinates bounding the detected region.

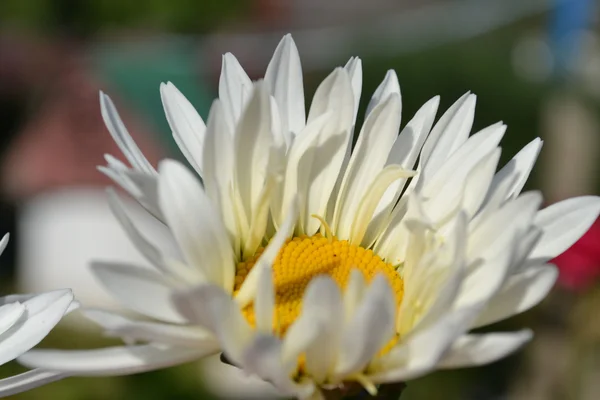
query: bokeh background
[{"left": 1, "top": 0, "right": 600, "bottom": 399}]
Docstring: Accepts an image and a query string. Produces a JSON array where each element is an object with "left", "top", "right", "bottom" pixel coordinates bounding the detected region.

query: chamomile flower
[
  {"left": 0, "top": 234, "right": 75, "bottom": 397},
  {"left": 19, "top": 35, "right": 600, "bottom": 399}
]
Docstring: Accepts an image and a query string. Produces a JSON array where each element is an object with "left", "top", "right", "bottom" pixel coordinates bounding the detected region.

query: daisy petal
[
  {"left": 284, "top": 276, "right": 343, "bottom": 382},
  {"left": 366, "top": 70, "right": 400, "bottom": 118},
  {"left": 439, "top": 330, "right": 532, "bottom": 368},
  {"left": 0, "top": 290, "right": 73, "bottom": 365},
  {"left": 343, "top": 269, "right": 366, "bottom": 322},
  {"left": 457, "top": 193, "right": 542, "bottom": 308},
  {"left": 387, "top": 96, "right": 439, "bottom": 169},
  {"left": 219, "top": 53, "right": 252, "bottom": 127},
  {"left": 234, "top": 82, "right": 275, "bottom": 225},
  {"left": 344, "top": 57, "right": 363, "bottom": 123},
  {"left": 490, "top": 138, "right": 543, "bottom": 201},
  {"left": 473, "top": 265, "right": 558, "bottom": 328},
  {"left": 83, "top": 309, "right": 218, "bottom": 348},
  {"left": 107, "top": 189, "right": 188, "bottom": 279},
  {"left": 255, "top": 267, "right": 275, "bottom": 334},
  {"left": 302, "top": 68, "right": 354, "bottom": 234},
  {"left": 171, "top": 284, "right": 253, "bottom": 365},
  {"left": 0, "top": 233, "right": 8, "bottom": 254},
  {"left": 160, "top": 82, "right": 206, "bottom": 176},
  {"left": 99, "top": 92, "right": 155, "bottom": 175},
  {"left": 200, "top": 354, "right": 284, "bottom": 399},
  {"left": 461, "top": 148, "right": 502, "bottom": 218},
  {"left": 117, "top": 168, "right": 165, "bottom": 221},
  {"left": 236, "top": 197, "right": 298, "bottom": 307},
  {"left": 0, "top": 302, "right": 25, "bottom": 336},
  {"left": 423, "top": 122, "right": 505, "bottom": 200},
  {"left": 0, "top": 369, "right": 67, "bottom": 397},
  {"left": 421, "top": 93, "right": 475, "bottom": 175},
  {"left": 335, "top": 275, "right": 396, "bottom": 376},
  {"left": 530, "top": 196, "right": 600, "bottom": 260},
  {"left": 365, "top": 97, "right": 439, "bottom": 246},
  {"left": 18, "top": 345, "right": 207, "bottom": 375},
  {"left": 371, "top": 304, "right": 482, "bottom": 383},
  {"left": 202, "top": 100, "right": 238, "bottom": 248},
  {"left": 243, "top": 335, "right": 316, "bottom": 398},
  {"left": 335, "top": 93, "right": 402, "bottom": 239},
  {"left": 158, "top": 159, "right": 234, "bottom": 291},
  {"left": 265, "top": 34, "right": 306, "bottom": 135},
  {"left": 276, "top": 113, "right": 331, "bottom": 228},
  {"left": 350, "top": 165, "right": 416, "bottom": 246},
  {"left": 91, "top": 262, "right": 185, "bottom": 324}
]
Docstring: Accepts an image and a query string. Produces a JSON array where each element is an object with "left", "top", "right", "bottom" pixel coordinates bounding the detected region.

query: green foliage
[{"left": 0, "top": 0, "right": 248, "bottom": 35}]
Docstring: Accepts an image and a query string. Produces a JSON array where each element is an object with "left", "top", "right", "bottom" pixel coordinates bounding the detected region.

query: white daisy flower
[
  {"left": 0, "top": 234, "right": 75, "bottom": 397},
  {"left": 19, "top": 35, "right": 600, "bottom": 399}
]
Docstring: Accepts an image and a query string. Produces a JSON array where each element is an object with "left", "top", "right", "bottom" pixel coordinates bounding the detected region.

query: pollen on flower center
[{"left": 233, "top": 234, "right": 404, "bottom": 335}]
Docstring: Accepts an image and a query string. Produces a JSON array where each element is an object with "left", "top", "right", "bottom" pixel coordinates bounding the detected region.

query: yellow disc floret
[{"left": 233, "top": 234, "right": 404, "bottom": 336}]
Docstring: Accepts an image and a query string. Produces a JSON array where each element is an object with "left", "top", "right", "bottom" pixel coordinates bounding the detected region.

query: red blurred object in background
[{"left": 552, "top": 219, "right": 600, "bottom": 291}]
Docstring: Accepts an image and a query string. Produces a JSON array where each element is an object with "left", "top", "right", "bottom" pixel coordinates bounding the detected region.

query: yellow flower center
[{"left": 233, "top": 234, "right": 404, "bottom": 336}]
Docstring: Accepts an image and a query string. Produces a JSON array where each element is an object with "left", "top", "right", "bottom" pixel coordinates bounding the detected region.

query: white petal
[
  {"left": 160, "top": 82, "right": 206, "bottom": 176},
  {"left": 438, "top": 330, "right": 532, "bottom": 368},
  {"left": 0, "top": 302, "right": 25, "bottom": 336},
  {"left": 106, "top": 189, "right": 194, "bottom": 281},
  {"left": 0, "top": 369, "right": 67, "bottom": 397},
  {"left": 107, "top": 167, "right": 164, "bottom": 222},
  {"left": 99, "top": 92, "right": 155, "bottom": 175},
  {"left": 401, "top": 212, "right": 468, "bottom": 334},
  {"left": 366, "top": 70, "right": 400, "bottom": 117},
  {"left": 423, "top": 122, "right": 505, "bottom": 199},
  {"left": 302, "top": 68, "right": 354, "bottom": 234},
  {"left": 530, "top": 196, "right": 600, "bottom": 260},
  {"left": 0, "top": 233, "right": 8, "bottom": 255},
  {"left": 461, "top": 148, "right": 502, "bottom": 218},
  {"left": 344, "top": 57, "right": 363, "bottom": 123},
  {"left": 265, "top": 34, "right": 306, "bottom": 135},
  {"left": 233, "top": 82, "right": 275, "bottom": 226},
  {"left": 421, "top": 93, "right": 475, "bottom": 175},
  {"left": 243, "top": 335, "right": 315, "bottom": 398},
  {"left": 473, "top": 265, "right": 557, "bottom": 328},
  {"left": 457, "top": 193, "right": 542, "bottom": 309},
  {"left": 219, "top": 53, "right": 252, "bottom": 126},
  {"left": 91, "top": 262, "right": 185, "bottom": 324},
  {"left": 18, "top": 345, "right": 207, "bottom": 375},
  {"left": 236, "top": 198, "right": 298, "bottom": 307},
  {"left": 171, "top": 284, "right": 253, "bottom": 365},
  {"left": 199, "top": 354, "right": 284, "bottom": 399},
  {"left": 255, "top": 267, "right": 275, "bottom": 334},
  {"left": 365, "top": 97, "right": 439, "bottom": 247},
  {"left": 0, "top": 290, "right": 73, "bottom": 365},
  {"left": 335, "top": 275, "right": 396, "bottom": 377},
  {"left": 350, "top": 165, "right": 416, "bottom": 246},
  {"left": 158, "top": 159, "right": 234, "bottom": 291},
  {"left": 201, "top": 100, "right": 239, "bottom": 250},
  {"left": 83, "top": 309, "right": 218, "bottom": 348},
  {"left": 468, "top": 191, "right": 542, "bottom": 263},
  {"left": 387, "top": 96, "right": 439, "bottom": 169},
  {"left": 334, "top": 94, "right": 402, "bottom": 239},
  {"left": 343, "top": 270, "right": 366, "bottom": 322},
  {"left": 283, "top": 276, "right": 343, "bottom": 382},
  {"left": 275, "top": 113, "right": 330, "bottom": 228},
  {"left": 370, "top": 304, "right": 482, "bottom": 384},
  {"left": 511, "top": 226, "right": 543, "bottom": 270},
  {"left": 489, "top": 138, "right": 543, "bottom": 201}
]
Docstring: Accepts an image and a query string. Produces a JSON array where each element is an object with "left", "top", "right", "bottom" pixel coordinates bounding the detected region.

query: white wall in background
[{"left": 17, "top": 188, "right": 148, "bottom": 311}]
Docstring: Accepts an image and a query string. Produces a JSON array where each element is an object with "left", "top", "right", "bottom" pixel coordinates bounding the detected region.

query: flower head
[
  {"left": 19, "top": 35, "right": 600, "bottom": 398},
  {"left": 0, "top": 234, "right": 75, "bottom": 397}
]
